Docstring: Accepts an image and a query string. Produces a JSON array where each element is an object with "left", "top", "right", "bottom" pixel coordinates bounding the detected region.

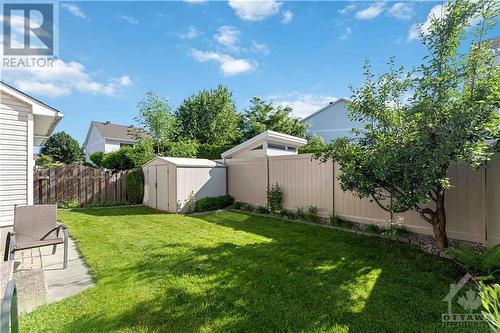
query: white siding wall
[
  {"left": 0, "top": 91, "right": 31, "bottom": 226},
  {"left": 84, "top": 126, "right": 105, "bottom": 162},
  {"left": 303, "top": 101, "right": 360, "bottom": 142}
]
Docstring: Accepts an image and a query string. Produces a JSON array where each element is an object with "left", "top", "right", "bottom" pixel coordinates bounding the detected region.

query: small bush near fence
[
  {"left": 266, "top": 183, "right": 283, "bottom": 214},
  {"left": 195, "top": 195, "right": 235, "bottom": 212},
  {"left": 126, "top": 169, "right": 144, "bottom": 204}
]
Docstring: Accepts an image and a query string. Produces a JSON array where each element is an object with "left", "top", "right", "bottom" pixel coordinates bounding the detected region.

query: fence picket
[{"left": 34, "top": 165, "right": 129, "bottom": 206}]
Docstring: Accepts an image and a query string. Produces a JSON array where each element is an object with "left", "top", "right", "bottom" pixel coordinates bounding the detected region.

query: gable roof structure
[
  {"left": 83, "top": 121, "right": 146, "bottom": 147},
  {"left": 0, "top": 81, "right": 64, "bottom": 145},
  {"left": 221, "top": 130, "right": 307, "bottom": 159},
  {"left": 300, "top": 98, "right": 351, "bottom": 123}
]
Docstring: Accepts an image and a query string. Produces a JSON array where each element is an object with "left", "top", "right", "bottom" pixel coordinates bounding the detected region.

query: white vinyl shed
[{"left": 143, "top": 157, "right": 227, "bottom": 213}]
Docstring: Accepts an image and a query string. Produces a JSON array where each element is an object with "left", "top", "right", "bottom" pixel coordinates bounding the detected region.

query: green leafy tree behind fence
[{"left": 315, "top": 0, "right": 500, "bottom": 250}]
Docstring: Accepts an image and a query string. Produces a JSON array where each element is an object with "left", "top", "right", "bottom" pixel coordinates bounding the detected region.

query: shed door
[
  {"left": 148, "top": 165, "right": 157, "bottom": 209},
  {"left": 156, "top": 165, "right": 169, "bottom": 211}
]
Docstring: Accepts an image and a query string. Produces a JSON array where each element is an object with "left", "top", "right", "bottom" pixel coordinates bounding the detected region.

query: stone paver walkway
[{"left": 13, "top": 237, "right": 94, "bottom": 313}]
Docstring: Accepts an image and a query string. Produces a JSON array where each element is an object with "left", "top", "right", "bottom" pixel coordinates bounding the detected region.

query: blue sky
[{"left": 2, "top": 1, "right": 498, "bottom": 144}]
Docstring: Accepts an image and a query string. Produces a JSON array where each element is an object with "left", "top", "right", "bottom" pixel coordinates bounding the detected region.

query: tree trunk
[{"left": 432, "top": 190, "right": 448, "bottom": 251}]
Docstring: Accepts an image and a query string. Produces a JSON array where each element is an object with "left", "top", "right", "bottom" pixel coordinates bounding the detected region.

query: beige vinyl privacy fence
[{"left": 225, "top": 153, "right": 500, "bottom": 246}]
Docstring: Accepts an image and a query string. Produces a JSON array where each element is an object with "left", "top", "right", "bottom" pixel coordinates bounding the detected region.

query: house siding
[
  {"left": 84, "top": 126, "right": 105, "bottom": 162},
  {"left": 302, "top": 100, "right": 359, "bottom": 142},
  {"left": 0, "top": 91, "right": 31, "bottom": 226}
]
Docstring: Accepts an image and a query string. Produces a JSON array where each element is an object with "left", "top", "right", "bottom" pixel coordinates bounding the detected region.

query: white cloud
[
  {"left": 14, "top": 81, "right": 71, "bottom": 98},
  {"left": 3, "top": 59, "right": 132, "bottom": 98},
  {"left": 0, "top": 14, "right": 47, "bottom": 49},
  {"left": 267, "top": 93, "right": 338, "bottom": 118},
  {"left": 119, "top": 76, "right": 133, "bottom": 86},
  {"left": 338, "top": 4, "right": 356, "bottom": 15},
  {"left": 120, "top": 15, "right": 139, "bottom": 24},
  {"left": 176, "top": 26, "right": 202, "bottom": 39},
  {"left": 355, "top": 2, "right": 385, "bottom": 20},
  {"left": 214, "top": 26, "right": 240, "bottom": 50},
  {"left": 281, "top": 10, "right": 293, "bottom": 24},
  {"left": 191, "top": 49, "right": 255, "bottom": 76},
  {"left": 228, "top": 0, "right": 282, "bottom": 21},
  {"left": 340, "top": 27, "right": 352, "bottom": 40},
  {"left": 62, "top": 3, "right": 88, "bottom": 19},
  {"left": 251, "top": 41, "right": 270, "bottom": 55},
  {"left": 387, "top": 3, "right": 414, "bottom": 20},
  {"left": 408, "top": 4, "right": 444, "bottom": 41}
]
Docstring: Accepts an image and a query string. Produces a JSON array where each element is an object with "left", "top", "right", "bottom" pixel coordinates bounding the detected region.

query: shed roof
[
  {"left": 144, "top": 156, "right": 225, "bottom": 168},
  {"left": 221, "top": 130, "right": 307, "bottom": 159}
]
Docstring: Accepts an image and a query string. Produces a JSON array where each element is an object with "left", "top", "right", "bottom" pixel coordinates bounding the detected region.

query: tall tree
[
  {"left": 176, "top": 85, "right": 241, "bottom": 145},
  {"left": 135, "top": 91, "right": 179, "bottom": 154},
  {"left": 240, "top": 97, "right": 308, "bottom": 141},
  {"left": 315, "top": 0, "right": 499, "bottom": 250},
  {"left": 40, "top": 132, "right": 83, "bottom": 164}
]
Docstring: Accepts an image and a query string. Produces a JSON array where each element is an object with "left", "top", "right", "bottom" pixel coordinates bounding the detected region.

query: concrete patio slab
[
  {"left": 40, "top": 238, "right": 94, "bottom": 303},
  {"left": 12, "top": 237, "right": 94, "bottom": 312}
]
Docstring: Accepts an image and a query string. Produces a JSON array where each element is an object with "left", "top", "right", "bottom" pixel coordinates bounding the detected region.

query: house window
[
  {"left": 120, "top": 143, "right": 133, "bottom": 148},
  {"left": 268, "top": 142, "right": 287, "bottom": 150}
]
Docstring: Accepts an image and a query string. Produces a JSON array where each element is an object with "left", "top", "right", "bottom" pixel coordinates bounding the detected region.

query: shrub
[
  {"left": 233, "top": 201, "right": 245, "bottom": 210},
  {"left": 385, "top": 224, "right": 409, "bottom": 236},
  {"left": 329, "top": 214, "right": 339, "bottom": 225},
  {"left": 296, "top": 207, "right": 307, "bottom": 220},
  {"left": 58, "top": 200, "right": 80, "bottom": 209},
  {"left": 307, "top": 206, "right": 319, "bottom": 222},
  {"left": 89, "top": 151, "right": 105, "bottom": 168},
  {"left": 242, "top": 203, "right": 254, "bottom": 212},
  {"left": 448, "top": 244, "right": 500, "bottom": 281},
  {"left": 266, "top": 183, "right": 283, "bottom": 214},
  {"left": 256, "top": 206, "right": 270, "bottom": 214},
  {"left": 162, "top": 140, "right": 198, "bottom": 158},
  {"left": 126, "top": 169, "right": 144, "bottom": 204},
  {"left": 101, "top": 147, "right": 135, "bottom": 171},
  {"left": 197, "top": 144, "right": 234, "bottom": 160},
  {"left": 195, "top": 195, "right": 234, "bottom": 212},
  {"left": 478, "top": 282, "right": 500, "bottom": 332},
  {"left": 367, "top": 224, "right": 382, "bottom": 234}
]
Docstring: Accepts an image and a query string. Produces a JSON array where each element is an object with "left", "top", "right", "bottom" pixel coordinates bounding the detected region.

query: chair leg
[
  {"left": 63, "top": 229, "right": 68, "bottom": 269},
  {"left": 4, "top": 233, "right": 11, "bottom": 262}
]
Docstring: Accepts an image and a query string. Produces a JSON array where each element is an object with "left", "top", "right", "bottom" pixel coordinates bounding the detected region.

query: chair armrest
[{"left": 57, "top": 223, "right": 68, "bottom": 230}]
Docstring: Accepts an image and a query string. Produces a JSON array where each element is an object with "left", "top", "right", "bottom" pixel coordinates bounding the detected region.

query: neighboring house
[
  {"left": 0, "top": 81, "right": 63, "bottom": 227},
  {"left": 221, "top": 130, "right": 307, "bottom": 161},
  {"left": 300, "top": 98, "right": 360, "bottom": 142},
  {"left": 83, "top": 121, "right": 142, "bottom": 162}
]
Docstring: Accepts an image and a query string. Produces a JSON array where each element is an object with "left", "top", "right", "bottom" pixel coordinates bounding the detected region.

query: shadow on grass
[{"left": 55, "top": 211, "right": 464, "bottom": 332}]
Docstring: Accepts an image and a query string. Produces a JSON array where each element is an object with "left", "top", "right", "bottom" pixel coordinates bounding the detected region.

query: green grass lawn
[{"left": 21, "top": 206, "right": 484, "bottom": 332}]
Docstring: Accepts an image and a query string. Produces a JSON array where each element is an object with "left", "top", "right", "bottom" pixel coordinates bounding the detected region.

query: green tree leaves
[{"left": 40, "top": 131, "right": 83, "bottom": 164}]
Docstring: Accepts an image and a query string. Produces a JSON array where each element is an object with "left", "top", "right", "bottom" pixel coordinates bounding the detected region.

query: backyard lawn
[{"left": 22, "top": 206, "right": 481, "bottom": 332}]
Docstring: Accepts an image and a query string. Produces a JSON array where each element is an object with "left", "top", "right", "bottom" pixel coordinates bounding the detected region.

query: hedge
[
  {"left": 126, "top": 169, "right": 144, "bottom": 204},
  {"left": 195, "top": 195, "right": 234, "bottom": 212}
]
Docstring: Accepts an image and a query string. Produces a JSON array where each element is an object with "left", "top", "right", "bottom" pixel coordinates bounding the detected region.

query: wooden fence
[
  {"left": 34, "top": 165, "right": 129, "bottom": 205},
  {"left": 226, "top": 153, "right": 500, "bottom": 246}
]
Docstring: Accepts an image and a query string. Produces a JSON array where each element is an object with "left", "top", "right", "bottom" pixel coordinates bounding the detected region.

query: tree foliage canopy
[
  {"left": 134, "top": 91, "right": 179, "bottom": 150},
  {"left": 239, "top": 97, "right": 308, "bottom": 141},
  {"left": 176, "top": 85, "right": 242, "bottom": 145},
  {"left": 315, "top": 0, "right": 499, "bottom": 249},
  {"left": 40, "top": 131, "right": 83, "bottom": 164}
]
